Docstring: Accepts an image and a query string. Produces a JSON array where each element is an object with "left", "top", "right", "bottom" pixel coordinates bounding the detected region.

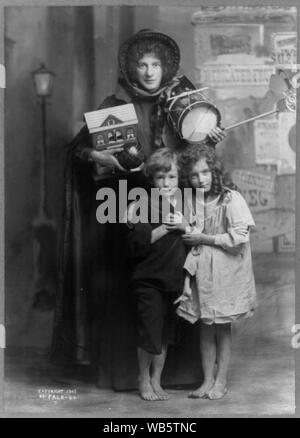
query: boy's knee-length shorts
[{"left": 132, "top": 285, "right": 179, "bottom": 355}]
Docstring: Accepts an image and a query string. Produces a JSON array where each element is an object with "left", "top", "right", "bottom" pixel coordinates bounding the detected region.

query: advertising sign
[{"left": 232, "top": 169, "right": 275, "bottom": 212}]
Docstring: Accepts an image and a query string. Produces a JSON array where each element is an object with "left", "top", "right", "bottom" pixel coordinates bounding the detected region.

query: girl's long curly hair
[
  {"left": 178, "top": 144, "right": 237, "bottom": 198},
  {"left": 126, "top": 40, "right": 175, "bottom": 86}
]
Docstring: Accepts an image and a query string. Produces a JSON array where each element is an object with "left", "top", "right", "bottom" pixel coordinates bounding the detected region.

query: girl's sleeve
[
  {"left": 183, "top": 250, "right": 198, "bottom": 276},
  {"left": 126, "top": 202, "right": 152, "bottom": 259},
  {"left": 214, "top": 191, "right": 255, "bottom": 254}
]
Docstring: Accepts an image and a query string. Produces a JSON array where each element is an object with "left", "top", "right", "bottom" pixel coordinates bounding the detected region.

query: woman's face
[
  {"left": 135, "top": 53, "right": 163, "bottom": 93},
  {"left": 188, "top": 158, "right": 212, "bottom": 193}
]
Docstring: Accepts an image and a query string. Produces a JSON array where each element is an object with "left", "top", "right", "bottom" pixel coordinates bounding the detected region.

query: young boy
[{"left": 126, "top": 148, "right": 191, "bottom": 401}]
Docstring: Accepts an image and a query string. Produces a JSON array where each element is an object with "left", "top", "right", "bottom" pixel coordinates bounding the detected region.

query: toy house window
[
  {"left": 116, "top": 130, "right": 123, "bottom": 141},
  {"left": 108, "top": 119, "right": 115, "bottom": 126},
  {"left": 96, "top": 134, "right": 105, "bottom": 145},
  {"left": 108, "top": 131, "right": 115, "bottom": 143},
  {"left": 126, "top": 128, "right": 135, "bottom": 140}
]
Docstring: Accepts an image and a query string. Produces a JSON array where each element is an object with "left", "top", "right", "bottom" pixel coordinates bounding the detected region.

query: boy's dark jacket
[{"left": 127, "top": 194, "right": 187, "bottom": 292}]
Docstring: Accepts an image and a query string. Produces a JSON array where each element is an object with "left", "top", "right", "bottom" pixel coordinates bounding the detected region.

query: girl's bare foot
[
  {"left": 207, "top": 382, "right": 228, "bottom": 400},
  {"left": 150, "top": 379, "right": 170, "bottom": 400},
  {"left": 188, "top": 380, "right": 215, "bottom": 399},
  {"left": 139, "top": 380, "right": 159, "bottom": 401}
]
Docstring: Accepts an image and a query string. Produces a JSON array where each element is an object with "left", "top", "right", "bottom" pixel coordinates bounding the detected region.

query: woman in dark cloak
[{"left": 51, "top": 29, "right": 225, "bottom": 391}]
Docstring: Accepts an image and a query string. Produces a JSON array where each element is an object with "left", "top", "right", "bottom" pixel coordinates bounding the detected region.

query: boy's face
[
  {"left": 152, "top": 163, "right": 178, "bottom": 197},
  {"left": 135, "top": 53, "right": 163, "bottom": 93},
  {"left": 189, "top": 158, "right": 212, "bottom": 193}
]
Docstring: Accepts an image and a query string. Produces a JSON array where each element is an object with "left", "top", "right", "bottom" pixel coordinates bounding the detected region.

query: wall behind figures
[
  {"left": 5, "top": 7, "right": 52, "bottom": 351},
  {"left": 192, "top": 6, "right": 296, "bottom": 254},
  {"left": 5, "top": 6, "right": 95, "bottom": 351}
]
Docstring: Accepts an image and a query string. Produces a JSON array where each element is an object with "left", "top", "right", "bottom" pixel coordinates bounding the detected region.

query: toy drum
[{"left": 166, "top": 90, "right": 221, "bottom": 144}]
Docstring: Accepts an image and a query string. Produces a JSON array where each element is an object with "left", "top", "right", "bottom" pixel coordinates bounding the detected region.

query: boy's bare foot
[
  {"left": 207, "top": 382, "right": 228, "bottom": 400},
  {"left": 150, "top": 379, "right": 170, "bottom": 400},
  {"left": 139, "top": 380, "right": 159, "bottom": 401},
  {"left": 188, "top": 380, "right": 215, "bottom": 399}
]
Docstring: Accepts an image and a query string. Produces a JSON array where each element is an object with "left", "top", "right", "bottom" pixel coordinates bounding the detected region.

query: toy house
[{"left": 84, "top": 103, "right": 138, "bottom": 150}]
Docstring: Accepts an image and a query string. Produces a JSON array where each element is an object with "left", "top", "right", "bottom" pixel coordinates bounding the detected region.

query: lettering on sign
[
  {"left": 232, "top": 169, "right": 275, "bottom": 192},
  {"left": 254, "top": 118, "right": 280, "bottom": 165},
  {"left": 197, "top": 65, "right": 276, "bottom": 87},
  {"left": 210, "top": 34, "right": 251, "bottom": 56},
  {"left": 240, "top": 189, "right": 272, "bottom": 210},
  {"left": 277, "top": 233, "right": 295, "bottom": 253},
  {"left": 232, "top": 169, "right": 275, "bottom": 212},
  {"left": 271, "top": 32, "right": 297, "bottom": 66}
]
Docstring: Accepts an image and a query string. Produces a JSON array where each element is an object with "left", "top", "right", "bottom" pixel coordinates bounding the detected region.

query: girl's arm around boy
[{"left": 182, "top": 191, "right": 255, "bottom": 256}]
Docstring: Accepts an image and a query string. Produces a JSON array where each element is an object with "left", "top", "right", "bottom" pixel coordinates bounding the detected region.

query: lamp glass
[{"left": 32, "top": 65, "right": 55, "bottom": 97}]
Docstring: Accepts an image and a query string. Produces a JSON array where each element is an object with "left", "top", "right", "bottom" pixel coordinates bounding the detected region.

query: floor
[{"left": 2, "top": 253, "right": 296, "bottom": 418}]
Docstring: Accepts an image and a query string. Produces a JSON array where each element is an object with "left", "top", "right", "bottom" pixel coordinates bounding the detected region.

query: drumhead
[{"left": 180, "top": 102, "right": 220, "bottom": 143}]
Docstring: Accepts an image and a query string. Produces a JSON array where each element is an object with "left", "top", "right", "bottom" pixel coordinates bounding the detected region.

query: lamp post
[
  {"left": 32, "top": 63, "right": 55, "bottom": 218},
  {"left": 31, "top": 63, "right": 56, "bottom": 311}
]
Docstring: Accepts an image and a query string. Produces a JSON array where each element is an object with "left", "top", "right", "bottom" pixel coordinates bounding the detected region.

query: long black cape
[{"left": 51, "top": 95, "right": 202, "bottom": 390}]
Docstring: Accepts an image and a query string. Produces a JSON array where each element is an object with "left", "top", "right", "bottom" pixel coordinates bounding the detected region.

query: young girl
[{"left": 178, "top": 144, "right": 257, "bottom": 400}]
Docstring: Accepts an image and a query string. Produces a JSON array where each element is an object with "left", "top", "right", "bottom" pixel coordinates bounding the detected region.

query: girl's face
[
  {"left": 135, "top": 53, "right": 163, "bottom": 93},
  {"left": 189, "top": 158, "right": 212, "bottom": 193},
  {"left": 152, "top": 162, "right": 178, "bottom": 197}
]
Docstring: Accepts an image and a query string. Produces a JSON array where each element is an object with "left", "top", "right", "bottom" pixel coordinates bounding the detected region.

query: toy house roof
[{"left": 84, "top": 103, "right": 138, "bottom": 133}]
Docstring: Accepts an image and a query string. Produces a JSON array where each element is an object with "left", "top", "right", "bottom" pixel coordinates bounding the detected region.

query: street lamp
[
  {"left": 32, "top": 63, "right": 55, "bottom": 97},
  {"left": 32, "top": 63, "right": 55, "bottom": 218},
  {"left": 31, "top": 63, "right": 56, "bottom": 312}
]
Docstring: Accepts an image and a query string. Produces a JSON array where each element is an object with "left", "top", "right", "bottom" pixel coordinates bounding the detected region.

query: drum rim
[
  {"left": 178, "top": 102, "right": 221, "bottom": 141},
  {"left": 167, "top": 99, "right": 219, "bottom": 132},
  {"left": 167, "top": 92, "right": 207, "bottom": 113}
]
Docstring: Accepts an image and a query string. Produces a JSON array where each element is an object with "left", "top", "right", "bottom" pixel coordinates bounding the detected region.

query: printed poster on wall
[
  {"left": 231, "top": 168, "right": 275, "bottom": 213},
  {"left": 278, "top": 112, "right": 296, "bottom": 175},
  {"left": 254, "top": 117, "right": 280, "bottom": 165}
]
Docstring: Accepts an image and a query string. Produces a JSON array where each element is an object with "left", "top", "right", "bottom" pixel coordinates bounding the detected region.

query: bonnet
[{"left": 119, "top": 29, "right": 181, "bottom": 88}]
